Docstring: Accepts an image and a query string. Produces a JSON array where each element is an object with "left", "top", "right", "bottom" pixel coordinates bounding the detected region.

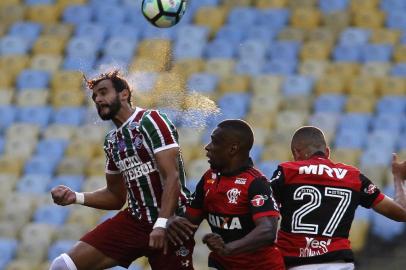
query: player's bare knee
[{"left": 49, "top": 253, "right": 78, "bottom": 270}]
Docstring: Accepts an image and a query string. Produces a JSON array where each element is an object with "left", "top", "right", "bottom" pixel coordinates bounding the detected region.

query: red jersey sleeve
[
  {"left": 359, "top": 173, "right": 384, "bottom": 208},
  {"left": 248, "top": 177, "right": 280, "bottom": 220}
]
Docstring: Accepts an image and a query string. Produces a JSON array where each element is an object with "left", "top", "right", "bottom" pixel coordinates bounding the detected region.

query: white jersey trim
[
  {"left": 288, "top": 262, "right": 355, "bottom": 270},
  {"left": 153, "top": 143, "right": 179, "bottom": 154},
  {"left": 105, "top": 169, "right": 121, "bottom": 175}
]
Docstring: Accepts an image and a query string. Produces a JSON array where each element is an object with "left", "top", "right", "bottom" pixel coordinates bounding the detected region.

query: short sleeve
[
  {"left": 104, "top": 138, "right": 120, "bottom": 175},
  {"left": 359, "top": 173, "right": 384, "bottom": 208},
  {"left": 248, "top": 177, "right": 280, "bottom": 221},
  {"left": 186, "top": 177, "right": 205, "bottom": 217},
  {"left": 140, "top": 110, "right": 179, "bottom": 154},
  {"left": 269, "top": 166, "right": 285, "bottom": 203}
]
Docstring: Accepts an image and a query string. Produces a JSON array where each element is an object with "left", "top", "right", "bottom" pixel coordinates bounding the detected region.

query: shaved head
[
  {"left": 291, "top": 126, "right": 328, "bottom": 160},
  {"left": 218, "top": 119, "right": 254, "bottom": 154}
]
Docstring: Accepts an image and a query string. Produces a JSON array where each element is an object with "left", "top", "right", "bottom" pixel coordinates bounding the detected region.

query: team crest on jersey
[
  {"left": 364, "top": 184, "right": 377, "bottom": 194},
  {"left": 251, "top": 194, "right": 268, "bottom": 207},
  {"left": 128, "top": 122, "right": 139, "bottom": 130},
  {"left": 234, "top": 178, "right": 247, "bottom": 185},
  {"left": 227, "top": 188, "right": 241, "bottom": 204},
  {"left": 176, "top": 246, "right": 190, "bottom": 257},
  {"left": 132, "top": 134, "right": 143, "bottom": 149}
]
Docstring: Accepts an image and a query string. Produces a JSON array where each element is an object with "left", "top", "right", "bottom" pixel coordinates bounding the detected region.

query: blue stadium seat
[
  {"left": 333, "top": 44, "right": 362, "bottom": 61},
  {"left": 338, "top": 113, "right": 371, "bottom": 132},
  {"left": 245, "top": 25, "right": 277, "bottom": 45},
  {"left": 361, "top": 44, "right": 393, "bottom": 62},
  {"left": 67, "top": 37, "right": 99, "bottom": 59},
  {"left": 250, "top": 145, "right": 264, "bottom": 164},
  {"left": 24, "top": 156, "right": 60, "bottom": 175},
  {"left": 34, "top": 204, "right": 70, "bottom": 226},
  {"left": 103, "top": 37, "right": 137, "bottom": 62},
  {"left": 376, "top": 96, "right": 406, "bottom": 114},
  {"left": 218, "top": 93, "right": 251, "bottom": 115},
  {"left": 205, "top": 39, "right": 236, "bottom": 58},
  {"left": 314, "top": 94, "right": 347, "bottom": 113},
  {"left": 268, "top": 41, "right": 301, "bottom": 61},
  {"left": 94, "top": 5, "right": 127, "bottom": 26},
  {"left": 228, "top": 7, "right": 257, "bottom": 27},
  {"left": 354, "top": 207, "right": 371, "bottom": 222},
  {"left": 48, "top": 175, "right": 85, "bottom": 192},
  {"left": 386, "top": 10, "right": 406, "bottom": 30},
  {"left": 366, "top": 130, "right": 398, "bottom": 152},
  {"left": 107, "top": 24, "right": 140, "bottom": 41},
  {"left": 360, "top": 148, "right": 393, "bottom": 166},
  {"left": 96, "top": 56, "right": 130, "bottom": 71},
  {"left": 89, "top": 0, "right": 120, "bottom": 6},
  {"left": 263, "top": 59, "right": 297, "bottom": 75},
  {"left": 178, "top": 109, "right": 213, "bottom": 128},
  {"left": 235, "top": 58, "right": 264, "bottom": 76},
  {"left": 9, "top": 22, "right": 42, "bottom": 44},
  {"left": 75, "top": 23, "right": 107, "bottom": 49},
  {"left": 48, "top": 240, "right": 76, "bottom": 261},
  {"left": 257, "top": 160, "right": 281, "bottom": 178},
  {"left": 319, "top": 0, "right": 348, "bottom": 12},
  {"left": 372, "top": 113, "right": 403, "bottom": 133},
  {"left": 380, "top": 0, "right": 406, "bottom": 12},
  {"left": 339, "top": 28, "right": 371, "bottom": 46},
  {"left": 0, "top": 137, "right": 3, "bottom": 154},
  {"left": 141, "top": 25, "right": 176, "bottom": 40},
  {"left": 36, "top": 138, "right": 68, "bottom": 159},
  {"left": 390, "top": 63, "right": 406, "bottom": 76},
  {"left": 17, "top": 173, "right": 52, "bottom": 194},
  {"left": 215, "top": 25, "right": 245, "bottom": 43},
  {"left": 52, "top": 107, "right": 86, "bottom": 126},
  {"left": 129, "top": 72, "right": 157, "bottom": 92},
  {"left": 16, "top": 69, "right": 50, "bottom": 90},
  {"left": 398, "top": 131, "right": 406, "bottom": 150},
  {"left": 25, "top": 0, "right": 54, "bottom": 4},
  {"left": 176, "top": 25, "right": 209, "bottom": 42},
  {"left": 238, "top": 40, "right": 267, "bottom": 60},
  {"left": 0, "top": 36, "right": 31, "bottom": 55},
  {"left": 173, "top": 39, "right": 205, "bottom": 60},
  {"left": 0, "top": 106, "right": 17, "bottom": 134},
  {"left": 257, "top": 9, "right": 290, "bottom": 30},
  {"left": 0, "top": 238, "right": 18, "bottom": 269},
  {"left": 63, "top": 56, "right": 96, "bottom": 74},
  {"left": 334, "top": 129, "right": 367, "bottom": 149},
  {"left": 62, "top": 4, "right": 92, "bottom": 25},
  {"left": 282, "top": 75, "right": 314, "bottom": 97},
  {"left": 187, "top": 73, "right": 218, "bottom": 94},
  {"left": 17, "top": 106, "right": 52, "bottom": 128},
  {"left": 308, "top": 113, "right": 340, "bottom": 133}
]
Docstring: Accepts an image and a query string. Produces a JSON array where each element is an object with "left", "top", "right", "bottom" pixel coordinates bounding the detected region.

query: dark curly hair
[{"left": 84, "top": 70, "right": 132, "bottom": 106}]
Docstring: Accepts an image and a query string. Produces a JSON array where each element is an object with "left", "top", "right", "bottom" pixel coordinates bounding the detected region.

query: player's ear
[
  {"left": 230, "top": 143, "right": 239, "bottom": 155},
  {"left": 120, "top": 88, "right": 130, "bottom": 102}
]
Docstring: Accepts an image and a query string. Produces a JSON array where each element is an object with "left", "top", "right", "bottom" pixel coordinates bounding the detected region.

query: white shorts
[{"left": 288, "top": 262, "right": 355, "bottom": 270}]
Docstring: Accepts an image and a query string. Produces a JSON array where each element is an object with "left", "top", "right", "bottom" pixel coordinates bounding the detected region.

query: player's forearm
[
  {"left": 394, "top": 174, "right": 406, "bottom": 209},
  {"left": 158, "top": 173, "right": 181, "bottom": 218},
  {"left": 82, "top": 187, "right": 126, "bottom": 210}
]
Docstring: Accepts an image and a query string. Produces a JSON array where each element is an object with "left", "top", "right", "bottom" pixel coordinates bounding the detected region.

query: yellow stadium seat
[
  {"left": 30, "top": 54, "right": 62, "bottom": 72},
  {"left": 218, "top": 74, "right": 250, "bottom": 93},
  {"left": 4, "top": 137, "right": 37, "bottom": 160},
  {"left": 204, "top": 59, "right": 235, "bottom": 78},
  {"left": 85, "top": 157, "right": 106, "bottom": 177},
  {"left": 17, "top": 241, "right": 48, "bottom": 264},
  {"left": 0, "top": 221, "right": 19, "bottom": 238},
  {"left": 394, "top": 45, "right": 406, "bottom": 62},
  {"left": 379, "top": 77, "right": 406, "bottom": 96},
  {"left": 0, "top": 4, "right": 25, "bottom": 26},
  {"left": 194, "top": 6, "right": 227, "bottom": 34},
  {"left": 0, "top": 55, "right": 30, "bottom": 78},
  {"left": 187, "top": 158, "right": 210, "bottom": 180},
  {"left": 248, "top": 127, "right": 270, "bottom": 146},
  {"left": 246, "top": 111, "right": 275, "bottom": 129},
  {"left": 251, "top": 75, "right": 282, "bottom": 95},
  {"left": 0, "top": 89, "right": 14, "bottom": 105},
  {"left": 33, "top": 36, "right": 66, "bottom": 55},
  {"left": 322, "top": 11, "right": 350, "bottom": 31},
  {"left": 331, "top": 148, "right": 361, "bottom": 166},
  {"left": 0, "top": 0, "right": 21, "bottom": 6},
  {"left": 301, "top": 41, "right": 331, "bottom": 61},
  {"left": 74, "top": 124, "right": 108, "bottom": 142},
  {"left": 1, "top": 193, "right": 33, "bottom": 228},
  {"left": 6, "top": 260, "right": 35, "bottom": 270},
  {"left": 178, "top": 128, "right": 204, "bottom": 146},
  {"left": 171, "top": 59, "right": 204, "bottom": 78},
  {"left": 51, "top": 89, "right": 86, "bottom": 107},
  {"left": 315, "top": 75, "right": 346, "bottom": 95},
  {"left": 326, "top": 62, "right": 360, "bottom": 80},
  {"left": 345, "top": 94, "right": 376, "bottom": 113},
  {"left": 0, "top": 173, "right": 18, "bottom": 203},
  {"left": 37, "top": 262, "right": 51, "bottom": 270},
  {"left": 349, "top": 220, "right": 369, "bottom": 253},
  {"left": 370, "top": 29, "right": 400, "bottom": 45},
  {"left": 43, "top": 124, "right": 75, "bottom": 140},
  {"left": 254, "top": 0, "right": 287, "bottom": 8},
  {"left": 361, "top": 62, "right": 390, "bottom": 77},
  {"left": 130, "top": 57, "right": 168, "bottom": 73},
  {"left": 275, "top": 110, "right": 309, "bottom": 132},
  {"left": 267, "top": 130, "right": 292, "bottom": 149},
  {"left": 281, "top": 96, "right": 312, "bottom": 111},
  {"left": 16, "top": 89, "right": 49, "bottom": 106},
  {"left": 348, "top": 76, "right": 378, "bottom": 97},
  {"left": 222, "top": 0, "right": 251, "bottom": 7},
  {"left": 306, "top": 27, "right": 336, "bottom": 45},
  {"left": 68, "top": 207, "right": 100, "bottom": 228},
  {"left": 250, "top": 92, "right": 281, "bottom": 113},
  {"left": 278, "top": 27, "right": 306, "bottom": 42},
  {"left": 0, "top": 72, "right": 15, "bottom": 88},
  {"left": 262, "top": 143, "right": 291, "bottom": 161},
  {"left": 350, "top": 0, "right": 379, "bottom": 12},
  {"left": 353, "top": 9, "right": 385, "bottom": 29},
  {"left": 42, "top": 23, "right": 73, "bottom": 39},
  {"left": 6, "top": 123, "right": 40, "bottom": 140},
  {"left": 51, "top": 70, "right": 83, "bottom": 90},
  {"left": 362, "top": 165, "right": 386, "bottom": 187},
  {"left": 56, "top": 0, "right": 87, "bottom": 9},
  {"left": 82, "top": 176, "right": 105, "bottom": 193},
  {"left": 21, "top": 223, "right": 54, "bottom": 247},
  {"left": 55, "top": 223, "right": 89, "bottom": 240},
  {"left": 154, "top": 72, "right": 186, "bottom": 93},
  {"left": 299, "top": 60, "right": 328, "bottom": 78},
  {"left": 137, "top": 39, "right": 171, "bottom": 61},
  {"left": 291, "top": 8, "right": 321, "bottom": 29},
  {"left": 27, "top": 4, "right": 60, "bottom": 24},
  {"left": 132, "top": 92, "right": 156, "bottom": 108},
  {"left": 57, "top": 157, "right": 87, "bottom": 175},
  {"left": 66, "top": 140, "right": 97, "bottom": 160},
  {"left": 288, "top": 0, "right": 317, "bottom": 8}
]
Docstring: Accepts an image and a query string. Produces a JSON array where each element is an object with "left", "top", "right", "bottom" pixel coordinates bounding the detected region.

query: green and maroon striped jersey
[{"left": 103, "top": 107, "right": 191, "bottom": 223}]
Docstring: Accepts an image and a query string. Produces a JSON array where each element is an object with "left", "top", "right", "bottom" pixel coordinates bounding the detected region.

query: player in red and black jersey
[
  {"left": 270, "top": 126, "right": 406, "bottom": 270},
  {"left": 166, "top": 119, "right": 285, "bottom": 270}
]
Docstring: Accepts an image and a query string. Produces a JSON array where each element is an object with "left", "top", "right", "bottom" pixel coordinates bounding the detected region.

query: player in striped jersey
[{"left": 50, "top": 70, "right": 194, "bottom": 270}]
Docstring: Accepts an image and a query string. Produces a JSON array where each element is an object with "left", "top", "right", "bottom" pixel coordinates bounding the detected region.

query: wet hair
[
  {"left": 84, "top": 70, "right": 132, "bottom": 106},
  {"left": 217, "top": 119, "right": 254, "bottom": 153},
  {"left": 291, "top": 126, "right": 327, "bottom": 155}
]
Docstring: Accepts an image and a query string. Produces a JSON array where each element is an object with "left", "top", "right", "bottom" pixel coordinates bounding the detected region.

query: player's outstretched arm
[
  {"left": 203, "top": 216, "right": 278, "bottom": 256},
  {"left": 51, "top": 173, "right": 127, "bottom": 210}
]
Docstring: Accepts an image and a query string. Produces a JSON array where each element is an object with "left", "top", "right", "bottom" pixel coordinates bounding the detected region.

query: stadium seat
[
  {"left": 380, "top": 0, "right": 406, "bottom": 12},
  {"left": 50, "top": 89, "right": 86, "bottom": 107},
  {"left": 346, "top": 95, "right": 376, "bottom": 113},
  {"left": 42, "top": 23, "right": 73, "bottom": 39},
  {"left": 103, "top": 37, "right": 137, "bottom": 62},
  {"left": 238, "top": 40, "right": 267, "bottom": 61},
  {"left": 34, "top": 204, "right": 70, "bottom": 226},
  {"left": 0, "top": 90, "right": 13, "bottom": 106},
  {"left": 361, "top": 44, "right": 393, "bottom": 62},
  {"left": 319, "top": 0, "right": 348, "bottom": 12},
  {"left": 2, "top": 193, "right": 33, "bottom": 228},
  {"left": 9, "top": 22, "right": 42, "bottom": 44},
  {"left": 205, "top": 39, "right": 235, "bottom": 59},
  {"left": 376, "top": 96, "right": 406, "bottom": 114},
  {"left": 48, "top": 175, "right": 84, "bottom": 193},
  {"left": 379, "top": 77, "right": 406, "bottom": 95},
  {"left": 21, "top": 223, "right": 54, "bottom": 248},
  {"left": 172, "top": 59, "right": 205, "bottom": 79},
  {"left": 51, "top": 70, "right": 83, "bottom": 91},
  {"left": 215, "top": 25, "right": 245, "bottom": 43},
  {"left": 0, "top": 238, "right": 18, "bottom": 270},
  {"left": 16, "top": 69, "right": 50, "bottom": 90},
  {"left": 36, "top": 138, "right": 68, "bottom": 159},
  {"left": 291, "top": 8, "right": 320, "bottom": 29},
  {"left": 250, "top": 93, "right": 281, "bottom": 114},
  {"left": 366, "top": 130, "right": 398, "bottom": 152},
  {"left": 85, "top": 157, "right": 105, "bottom": 176},
  {"left": 187, "top": 73, "right": 218, "bottom": 94},
  {"left": 227, "top": 7, "right": 257, "bottom": 27},
  {"left": 0, "top": 36, "right": 31, "bottom": 55},
  {"left": 251, "top": 75, "right": 282, "bottom": 95},
  {"left": 330, "top": 148, "right": 361, "bottom": 166},
  {"left": 308, "top": 112, "right": 340, "bottom": 133},
  {"left": 218, "top": 75, "right": 250, "bottom": 93},
  {"left": 0, "top": 222, "right": 19, "bottom": 238},
  {"left": 0, "top": 4, "right": 25, "bottom": 27},
  {"left": 334, "top": 129, "right": 366, "bottom": 149},
  {"left": 245, "top": 25, "right": 277, "bottom": 45},
  {"left": 386, "top": 10, "right": 406, "bottom": 30},
  {"left": 43, "top": 124, "right": 75, "bottom": 141},
  {"left": 16, "top": 106, "right": 52, "bottom": 128},
  {"left": 0, "top": 106, "right": 17, "bottom": 134},
  {"left": 17, "top": 174, "right": 52, "bottom": 194},
  {"left": 27, "top": 4, "right": 60, "bottom": 24},
  {"left": 68, "top": 207, "right": 99, "bottom": 228},
  {"left": 6, "top": 259, "right": 36, "bottom": 270},
  {"left": 361, "top": 148, "right": 393, "bottom": 167},
  {"left": 339, "top": 113, "right": 371, "bottom": 131},
  {"left": 0, "top": 55, "right": 30, "bottom": 77},
  {"left": 62, "top": 4, "right": 92, "bottom": 25},
  {"left": 263, "top": 59, "right": 297, "bottom": 75},
  {"left": 4, "top": 137, "right": 37, "bottom": 160},
  {"left": 30, "top": 54, "right": 62, "bottom": 73},
  {"left": 299, "top": 60, "right": 328, "bottom": 78},
  {"left": 173, "top": 39, "right": 205, "bottom": 60},
  {"left": 282, "top": 75, "right": 314, "bottom": 97},
  {"left": 235, "top": 58, "right": 264, "bottom": 75},
  {"left": 55, "top": 223, "right": 88, "bottom": 241},
  {"left": 350, "top": 0, "right": 379, "bottom": 12},
  {"left": 348, "top": 76, "right": 378, "bottom": 97},
  {"left": 394, "top": 44, "right": 406, "bottom": 62},
  {"left": 83, "top": 176, "right": 105, "bottom": 192},
  {"left": 204, "top": 59, "right": 235, "bottom": 77},
  {"left": 107, "top": 23, "right": 140, "bottom": 42},
  {"left": 47, "top": 240, "right": 76, "bottom": 261},
  {"left": 52, "top": 107, "right": 85, "bottom": 126},
  {"left": 194, "top": 6, "right": 227, "bottom": 33},
  {"left": 278, "top": 27, "right": 306, "bottom": 42},
  {"left": 333, "top": 44, "right": 362, "bottom": 62},
  {"left": 353, "top": 9, "right": 385, "bottom": 29},
  {"left": 300, "top": 41, "right": 331, "bottom": 61},
  {"left": 370, "top": 28, "right": 400, "bottom": 45},
  {"left": 176, "top": 25, "right": 209, "bottom": 43},
  {"left": 57, "top": 157, "right": 87, "bottom": 175},
  {"left": 66, "top": 37, "right": 98, "bottom": 59},
  {"left": 66, "top": 139, "right": 97, "bottom": 160},
  {"left": 275, "top": 110, "right": 308, "bottom": 131},
  {"left": 24, "top": 156, "right": 59, "bottom": 175},
  {"left": 187, "top": 158, "right": 210, "bottom": 179},
  {"left": 361, "top": 62, "right": 390, "bottom": 77},
  {"left": 94, "top": 4, "right": 126, "bottom": 26},
  {"left": 391, "top": 63, "right": 406, "bottom": 77},
  {"left": 269, "top": 41, "right": 301, "bottom": 60},
  {"left": 262, "top": 144, "right": 291, "bottom": 161},
  {"left": 339, "top": 28, "right": 370, "bottom": 46},
  {"left": 322, "top": 11, "right": 350, "bottom": 32},
  {"left": 325, "top": 62, "right": 360, "bottom": 80}
]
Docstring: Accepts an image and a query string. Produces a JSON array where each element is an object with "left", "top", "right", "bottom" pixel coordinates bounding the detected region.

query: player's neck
[
  {"left": 220, "top": 157, "right": 252, "bottom": 176},
  {"left": 112, "top": 106, "right": 135, "bottom": 128}
]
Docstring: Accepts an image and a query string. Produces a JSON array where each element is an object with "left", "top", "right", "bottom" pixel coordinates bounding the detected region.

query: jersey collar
[
  {"left": 217, "top": 158, "right": 254, "bottom": 177},
  {"left": 116, "top": 106, "right": 143, "bottom": 131}
]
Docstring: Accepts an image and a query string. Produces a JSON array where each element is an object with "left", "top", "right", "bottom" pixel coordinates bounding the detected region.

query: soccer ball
[{"left": 141, "top": 0, "right": 187, "bottom": 28}]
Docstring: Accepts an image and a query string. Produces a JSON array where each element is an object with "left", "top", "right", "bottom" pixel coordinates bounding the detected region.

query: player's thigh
[
  {"left": 148, "top": 239, "right": 195, "bottom": 270},
  {"left": 68, "top": 241, "right": 119, "bottom": 270}
]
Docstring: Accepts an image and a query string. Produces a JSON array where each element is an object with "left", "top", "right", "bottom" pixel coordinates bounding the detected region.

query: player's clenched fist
[{"left": 51, "top": 185, "right": 76, "bottom": 206}]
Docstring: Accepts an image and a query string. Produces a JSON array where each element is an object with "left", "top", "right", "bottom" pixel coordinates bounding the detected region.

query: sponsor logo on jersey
[
  {"left": 299, "top": 164, "right": 348, "bottom": 179},
  {"left": 132, "top": 134, "right": 143, "bottom": 149},
  {"left": 206, "top": 179, "right": 215, "bottom": 184},
  {"left": 234, "top": 178, "right": 247, "bottom": 185},
  {"left": 364, "top": 184, "right": 377, "bottom": 194},
  {"left": 226, "top": 188, "right": 241, "bottom": 204},
  {"left": 208, "top": 214, "right": 242, "bottom": 230},
  {"left": 176, "top": 246, "right": 190, "bottom": 257},
  {"left": 251, "top": 194, "right": 268, "bottom": 207},
  {"left": 118, "top": 156, "right": 156, "bottom": 181},
  {"left": 299, "top": 237, "right": 332, "bottom": 257},
  {"left": 181, "top": 260, "right": 190, "bottom": 267}
]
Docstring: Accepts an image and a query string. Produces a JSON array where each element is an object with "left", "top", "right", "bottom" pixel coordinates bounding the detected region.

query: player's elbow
[{"left": 261, "top": 226, "right": 277, "bottom": 244}]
